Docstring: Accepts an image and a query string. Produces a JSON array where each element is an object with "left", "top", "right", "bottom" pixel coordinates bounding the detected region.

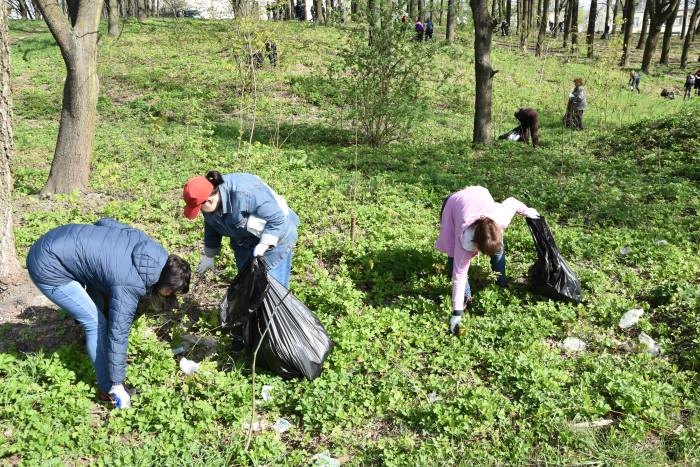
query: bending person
[
  {"left": 26, "top": 218, "right": 191, "bottom": 408},
  {"left": 183, "top": 171, "right": 299, "bottom": 288},
  {"left": 435, "top": 186, "right": 540, "bottom": 335}
]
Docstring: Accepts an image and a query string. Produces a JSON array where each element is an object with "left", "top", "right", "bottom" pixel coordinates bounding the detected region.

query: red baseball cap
[{"left": 183, "top": 176, "right": 214, "bottom": 220}]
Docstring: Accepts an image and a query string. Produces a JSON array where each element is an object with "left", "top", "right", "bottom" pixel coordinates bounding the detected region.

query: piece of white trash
[
  {"left": 261, "top": 385, "right": 275, "bottom": 401},
  {"left": 619, "top": 309, "right": 644, "bottom": 329},
  {"left": 561, "top": 337, "right": 586, "bottom": 352},
  {"left": 179, "top": 357, "right": 199, "bottom": 375},
  {"left": 639, "top": 332, "right": 660, "bottom": 356},
  {"left": 273, "top": 418, "right": 292, "bottom": 434},
  {"left": 571, "top": 419, "right": 614, "bottom": 429},
  {"left": 619, "top": 246, "right": 631, "bottom": 255}
]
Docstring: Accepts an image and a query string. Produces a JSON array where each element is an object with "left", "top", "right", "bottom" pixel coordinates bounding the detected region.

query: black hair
[
  {"left": 154, "top": 255, "right": 191, "bottom": 294},
  {"left": 205, "top": 171, "right": 225, "bottom": 191}
]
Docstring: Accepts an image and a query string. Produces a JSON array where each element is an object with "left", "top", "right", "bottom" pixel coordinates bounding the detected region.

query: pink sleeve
[{"left": 451, "top": 244, "right": 477, "bottom": 310}]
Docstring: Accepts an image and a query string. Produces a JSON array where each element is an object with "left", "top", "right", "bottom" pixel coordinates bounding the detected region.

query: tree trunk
[
  {"left": 107, "top": 0, "right": 119, "bottom": 35},
  {"left": 470, "top": 0, "right": 498, "bottom": 143},
  {"left": 420, "top": 0, "right": 426, "bottom": 21},
  {"left": 641, "top": 0, "right": 680, "bottom": 73},
  {"left": 506, "top": 0, "right": 511, "bottom": 25},
  {"left": 446, "top": 0, "right": 456, "bottom": 42},
  {"left": 586, "top": 0, "right": 597, "bottom": 57},
  {"left": 620, "top": 0, "right": 634, "bottom": 65},
  {"left": 0, "top": 3, "right": 21, "bottom": 286},
  {"left": 35, "top": 0, "right": 104, "bottom": 194},
  {"left": 603, "top": 0, "right": 610, "bottom": 32},
  {"left": 553, "top": 0, "right": 560, "bottom": 37},
  {"left": 636, "top": 1, "right": 648, "bottom": 49},
  {"left": 17, "top": 0, "right": 30, "bottom": 18},
  {"left": 659, "top": 0, "right": 680, "bottom": 64},
  {"left": 680, "top": 0, "right": 699, "bottom": 67},
  {"left": 315, "top": 0, "right": 322, "bottom": 23},
  {"left": 611, "top": 0, "right": 618, "bottom": 34},
  {"left": 536, "top": 0, "right": 550, "bottom": 55},
  {"left": 137, "top": 0, "right": 146, "bottom": 21},
  {"left": 570, "top": 0, "right": 579, "bottom": 52},
  {"left": 440, "top": 0, "right": 444, "bottom": 24},
  {"left": 563, "top": 0, "right": 572, "bottom": 47},
  {"left": 680, "top": 0, "right": 688, "bottom": 38}
]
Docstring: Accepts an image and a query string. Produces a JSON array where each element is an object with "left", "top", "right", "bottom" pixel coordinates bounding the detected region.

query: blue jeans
[
  {"left": 233, "top": 245, "right": 293, "bottom": 288},
  {"left": 447, "top": 248, "right": 507, "bottom": 298},
  {"left": 31, "top": 280, "right": 112, "bottom": 392}
]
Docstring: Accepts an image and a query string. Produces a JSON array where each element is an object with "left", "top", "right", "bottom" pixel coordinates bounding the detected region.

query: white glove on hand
[
  {"left": 450, "top": 315, "right": 463, "bottom": 334},
  {"left": 253, "top": 243, "right": 270, "bottom": 257},
  {"left": 109, "top": 384, "right": 131, "bottom": 409},
  {"left": 524, "top": 207, "right": 540, "bottom": 219},
  {"left": 196, "top": 255, "right": 215, "bottom": 274}
]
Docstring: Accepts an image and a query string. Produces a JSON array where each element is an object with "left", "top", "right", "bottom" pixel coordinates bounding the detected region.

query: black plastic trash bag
[
  {"left": 526, "top": 216, "right": 582, "bottom": 303},
  {"left": 498, "top": 126, "right": 523, "bottom": 141},
  {"left": 219, "top": 257, "right": 334, "bottom": 381}
]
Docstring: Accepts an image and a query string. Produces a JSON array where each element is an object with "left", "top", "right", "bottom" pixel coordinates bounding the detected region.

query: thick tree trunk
[
  {"left": 636, "top": 2, "right": 648, "bottom": 49},
  {"left": 659, "top": 0, "right": 680, "bottom": 64},
  {"left": 620, "top": 0, "right": 634, "bottom": 65},
  {"left": 420, "top": 0, "right": 426, "bottom": 21},
  {"left": 440, "top": 0, "right": 444, "bottom": 24},
  {"left": 107, "top": 0, "right": 119, "bottom": 36},
  {"left": 315, "top": 0, "right": 322, "bottom": 23},
  {"left": 641, "top": 0, "right": 680, "bottom": 73},
  {"left": 603, "top": 0, "right": 610, "bottom": 32},
  {"left": 35, "top": 0, "right": 104, "bottom": 194},
  {"left": 137, "top": 0, "right": 146, "bottom": 21},
  {"left": 470, "top": 0, "right": 498, "bottom": 144},
  {"left": 553, "top": 0, "right": 561, "bottom": 37},
  {"left": 611, "top": 0, "right": 618, "bottom": 34},
  {"left": 18, "top": 0, "right": 30, "bottom": 18},
  {"left": 680, "top": 0, "right": 687, "bottom": 38},
  {"left": 563, "top": 0, "right": 572, "bottom": 47},
  {"left": 0, "top": 3, "right": 21, "bottom": 286},
  {"left": 446, "top": 0, "right": 456, "bottom": 42},
  {"left": 586, "top": 0, "right": 597, "bottom": 57},
  {"left": 535, "top": 0, "right": 550, "bottom": 55},
  {"left": 680, "top": 0, "right": 699, "bottom": 67},
  {"left": 570, "top": 0, "right": 579, "bottom": 52},
  {"left": 506, "top": 0, "right": 511, "bottom": 25}
]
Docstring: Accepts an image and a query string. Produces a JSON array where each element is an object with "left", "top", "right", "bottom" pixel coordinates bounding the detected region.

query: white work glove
[
  {"left": 450, "top": 314, "right": 463, "bottom": 335},
  {"left": 108, "top": 384, "right": 131, "bottom": 409},
  {"left": 524, "top": 207, "right": 540, "bottom": 219},
  {"left": 196, "top": 255, "right": 215, "bottom": 274},
  {"left": 253, "top": 243, "right": 270, "bottom": 257}
]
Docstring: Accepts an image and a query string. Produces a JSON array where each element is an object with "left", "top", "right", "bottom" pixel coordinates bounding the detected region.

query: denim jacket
[{"left": 203, "top": 174, "right": 299, "bottom": 269}]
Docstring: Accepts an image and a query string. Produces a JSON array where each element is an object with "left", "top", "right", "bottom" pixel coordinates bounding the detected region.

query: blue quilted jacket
[{"left": 26, "top": 218, "right": 168, "bottom": 385}]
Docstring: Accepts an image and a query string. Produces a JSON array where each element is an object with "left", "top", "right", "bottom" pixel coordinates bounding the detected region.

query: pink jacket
[{"left": 435, "top": 186, "right": 528, "bottom": 310}]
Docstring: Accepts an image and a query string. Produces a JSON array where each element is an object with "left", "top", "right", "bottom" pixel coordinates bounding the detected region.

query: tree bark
[
  {"left": 641, "top": 0, "right": 680, "bottom": 73},
  {"left": 603, "top": 0, "right": 610, "bottom": 32},
  {"left": 636, "top": 1, "right": 648, "bottom": 49},
  {"left": 17, "top": 0, "right": 30, "bottom": 18},
  {"left": 680, "top": 0, "right": 699, "bottom": 67},
  {"left": 440, "top": 0, "right": 444, "bottom": 24},
  {"left": 0, "top": 2, "right": 22, "bottom": 286},
  {"left": 586, "top": 0, "right": 597, "bottom": 57},
  {"left": 553, "top": 0, "right": 561, "bottom": 37},
  {"left": 680, "top": 0, "right": 688, "bottom": 37},
  {"left": 611, "top": 0, "right": 618, "bottom": 34},
  {"left": 563, "top": 0, "right": 572, "bottom": 47},
  {"left": 570, "top": 0, "right": 579, "bottom": 52},
  {"left": 659, "top": 0, "right": 680, "bottom": 64},
  {"left": 136, "top": 0, "right": 146, "bottom": 21},
  {"left": 35, "top": 0, "right": 104, "bottom": 194},
  {"left": 107, "top": 0, "right": 119, "bottom": 36},
  {"left": 470, "top": 0, "right": 498, "bottom": 144},
  {"left": 506, "top": 0, "right": 511, "bottom": 25},
  {"left": 620, "top": 0, "right": 634, "bottom": 65},
  {"left": 446, "top": 0, "right": 456, "bottom": 42},
  {"left": 536, "top": 0, "right": 551, "bottom": 55},
  {"left": 315, "top": 0, "right": 322, "bottom": 23},
  {"left": 420, "top": 0, "right": 426, "bottom": 21}
]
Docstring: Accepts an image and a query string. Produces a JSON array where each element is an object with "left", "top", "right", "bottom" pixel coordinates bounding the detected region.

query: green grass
[{"left": 3, "top": 17, "right": 700, "bottom": 465}]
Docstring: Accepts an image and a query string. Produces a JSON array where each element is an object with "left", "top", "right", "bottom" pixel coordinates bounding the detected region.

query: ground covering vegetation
[{"left": 2, "top": 16, "right": 700, "bottom": 465}]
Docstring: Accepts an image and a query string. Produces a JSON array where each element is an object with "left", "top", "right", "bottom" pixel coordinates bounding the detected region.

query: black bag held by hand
[
  {"left": 219, "top": 257, "right": 334, "bottom": 381},
  {"left": 526, "top": 216, "right": 582, "bottom": 303},
  {"left": 498, "top": 126, "right": 524, "bottom": 141}
]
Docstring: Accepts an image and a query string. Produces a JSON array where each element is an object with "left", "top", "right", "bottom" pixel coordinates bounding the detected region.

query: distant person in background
[
  {"left": 601, "top": 23, "right": 610, "bottom": 39},
  {"left": 436, "top": 187, "right": 540, "bottom": 335},
  {"left": 548, "top": 21, "right": 554, "bottom": 34},
  {"left": 266, "top": 41, "right": 278, "bottom": 67},
  {"left": 501, "top": 20, "right": 509, "bottom": 36},
  {"left": 425, "top": 18, "right": 434, "bottom": 41},
  {"left": 415, "top": 18, "right": 425, "bottom": 42},
  {"left": 26, "top": 219, "right": 191, "bottom": 409},
  {"left": 695, "top": 69, "right": 700, "bottom": 96},
  {"left": 569, "top": 77, "right": 587, "bottom": 130},
  {"left": 628, "top": 70, "right": 641, "bottom": 94},
  {"left": 514, "top": 107, "right": 540, "bottom": 148},
  {"left": 558, "top": 21, "right": 564, "bottom": 33},
  {"left": 684, "top": 72, "right": 695, "bottom": 100}
]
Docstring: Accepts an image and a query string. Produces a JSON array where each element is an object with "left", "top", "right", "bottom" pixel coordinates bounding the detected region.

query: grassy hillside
[{"left": 3, "top": 17, "right": 700, "bottom": 465}]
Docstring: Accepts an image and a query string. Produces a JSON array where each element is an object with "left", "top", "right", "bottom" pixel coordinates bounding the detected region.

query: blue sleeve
[
  {"left": 94, "top": 218, "right": 134, "bottom": 230},
  {"left": 203, "top": 219, "right": 223, "bottom": 257},
  {"left": 106, "top": 286, "right": 142, "bottom": 386},
  {"left": 249, "top": 185, "right": 287, "bottom": 246}
]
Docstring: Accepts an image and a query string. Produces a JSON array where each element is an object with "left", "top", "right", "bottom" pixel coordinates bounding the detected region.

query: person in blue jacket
[
  {"left": 26, "top": 218, "right": 191, "bottom": 409},
  {"left": 183, "top": 171, "right": 299, "bottom": 288}
]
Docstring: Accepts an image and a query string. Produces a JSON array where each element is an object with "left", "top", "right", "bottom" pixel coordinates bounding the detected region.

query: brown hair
[
  {"left": 574, "top": 77, "right": 584, "bottom": 87},
  {"left": 472, "top": 217, "right": 503, "bottom": 255}
]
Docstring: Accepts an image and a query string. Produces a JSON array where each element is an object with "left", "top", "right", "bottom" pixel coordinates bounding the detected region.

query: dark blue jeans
[{"left": 447, "top": 248, "right": 506, "bottom": 298}]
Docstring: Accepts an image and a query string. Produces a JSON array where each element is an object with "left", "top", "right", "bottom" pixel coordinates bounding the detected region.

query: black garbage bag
[
  {"left": 526, "top": 216, "right": 582, "bottom": 303},
  {"left": 498, "top": 126, "right": 523, "bottom": 141},
  {"left": 219, "top": 257, "right": 334, "bottom": 381}
]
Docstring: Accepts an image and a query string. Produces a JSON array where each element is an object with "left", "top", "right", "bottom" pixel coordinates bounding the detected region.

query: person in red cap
[{"left": 183, "top": 171, "right": 299, "bottom": 288}]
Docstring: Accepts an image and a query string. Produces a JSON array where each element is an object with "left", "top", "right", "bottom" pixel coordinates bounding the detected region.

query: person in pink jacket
[{"left": 435, "top": 186, "right": 540, "bottom": 334}]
